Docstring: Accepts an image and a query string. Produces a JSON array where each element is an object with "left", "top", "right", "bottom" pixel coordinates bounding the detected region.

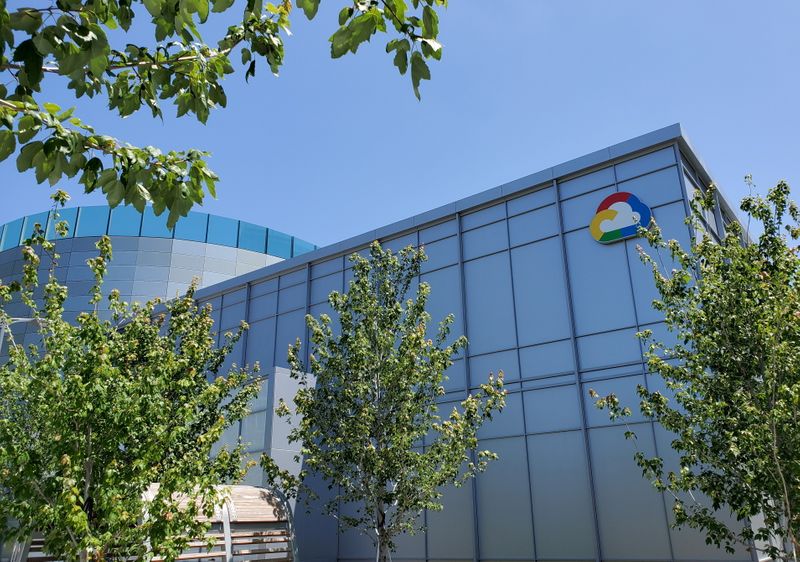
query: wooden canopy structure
[{"left": 10, "top": 485, "right": 296, "bottom": 562}]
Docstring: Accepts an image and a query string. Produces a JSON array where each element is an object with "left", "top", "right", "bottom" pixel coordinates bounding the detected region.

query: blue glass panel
[
  {"left": 109, "top": 206, "right": 142, "bottom": 236},
  {"left": 46, "top": 208, "right": 78, "bottom": 240},
  {"left": 141, "top": 206, "right": 173, "bottom": 238},
  {"left": 174, "top": 212, "right": 208, "bottom": 242},
  {"left": 238, "top": 221, "right": 266, "bottom": 253},
  {"left": 1, "top": 218, "right": 24, "bottom": 250},
  {"left": 292, "top": 239, "right": 315, "bottom": 256},
  {"left": 22, "top": 211, "right": 49, "bottom": 241},
  {"left": 207, "top": 215, "right": 238, "bottom": 247},
  {"left": 75, "top": 207, "right": 109, "bottom": 237},
  {"left": 267, "top": 229, "right": 292, "bottom": 258}
]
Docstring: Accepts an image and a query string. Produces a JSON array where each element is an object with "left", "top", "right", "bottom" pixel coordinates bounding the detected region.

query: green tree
[
  {"left": 592, "top": 180, "right": 800, "bottom": 561},
  {"left": 0, "top": 0, "right": 446, "bottom": 225},
  {"left": 0, "top": 205, "right": 260, "bottom": 562},
  {"left": 262, "top": 241, "right": 506, "bottom": 562}
]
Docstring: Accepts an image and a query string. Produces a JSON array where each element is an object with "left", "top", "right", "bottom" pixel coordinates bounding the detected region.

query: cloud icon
[{"left": 590, "top": 192, "right": 652, "bottom": 244}]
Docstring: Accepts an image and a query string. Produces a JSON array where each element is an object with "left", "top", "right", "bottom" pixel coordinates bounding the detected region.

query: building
[
  {"left": 1, "top": 124, "right": 752, "bottom": 562},
  {"left": 0, "top": 205, "right": 316, "bottom": 352}
]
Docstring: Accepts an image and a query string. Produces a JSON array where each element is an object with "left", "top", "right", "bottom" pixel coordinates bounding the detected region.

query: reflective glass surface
[
  {"left": 207, "top": 215, "right": 238, "bottom": 247},
  {"left": 108, "top": 206, "right": 142, "bottom": 236},
  {"left": 292, "top": 238, "right": 315, "bottom": 256},
  {"left": 22, "top": 211, "right": 49, "bottom": 241},
  {"left": 0, "top": 218, "right": 21, "bottom": 251},
  {"left": 1, "top": 206, "right": 314, "bottom": 257},
  {"left": 75, "top": 206, "right": 109, "bottom": 237},
  {"left": 174, "top": 212, "right": 208, "bottom": 242},
  {"left": 141, "top": 207, "right": 173, "bottom": 238},
  {"left": 238, "top": 221, "right": 266, "bottom": 253},
  {"left": 267, "top": 229, "right": 292, "bottom": 258},
  {"left": 46, "top": 208, "right": 78, "bottom": 240}
]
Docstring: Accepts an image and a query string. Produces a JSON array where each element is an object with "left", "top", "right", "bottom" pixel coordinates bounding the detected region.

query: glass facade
[
  {"left": 0, "top": 207, "right": 317, "bottom": 259},
  {"left": 199, "top": 128, "right": 749, "bottom": 562},
  {"left": 0, "top": 126, "right": 747, "bottom": 562}
]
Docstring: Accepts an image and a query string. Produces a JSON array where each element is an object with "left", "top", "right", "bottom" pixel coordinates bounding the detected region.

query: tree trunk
[{"left": 376, "top": 538, "right": 391, "bottom": 562}]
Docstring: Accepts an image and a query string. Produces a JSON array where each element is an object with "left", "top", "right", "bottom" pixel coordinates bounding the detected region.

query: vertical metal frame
[
  {"left": 552, "top": 178, "right": 604, "bottom": 562},
  {"left": 455, "top": 212, "right": 480, "bottom": 562},
  {"left": 613, "top": 157, "right": 677, "bottom": 562},
  {"left": 503, "top": 199, "right": 539, "bottom": 561}
]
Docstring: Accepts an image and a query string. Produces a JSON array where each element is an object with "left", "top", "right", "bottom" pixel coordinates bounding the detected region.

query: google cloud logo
[{"left": 589, "top": 192, "right": 652, "bottom": 244}]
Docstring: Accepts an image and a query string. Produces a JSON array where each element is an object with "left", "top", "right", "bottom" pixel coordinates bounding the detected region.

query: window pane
[
  {"left": 267, "top": 229, "right": 292, "bottom": 258},
  {"left": 46, "top": 208, "right": 78, "bottom": 240},
  {"left": 22, "top": 211, "right": 49, "bottom": 241},
  {"left": 75, "top": 207, "right": 109, "bottom": 237},
  {"left": 174, "top": 212, "right": 208, "bottom": 242},
  {"left": 141, "top": 206, "right": 173, "bottom": 238},
  {"left": 0, "top": 218, "right": 22, "bottom": 251},
  {"left": 292, "top": 239, "right": 315, "bottom": 257},
  {"left": 109, "top": 206, "right": 142, "bottom": 236},
  {"left": 207, "top": 215, "right": 238, "bottom": 247},
  {"left": 238, "top": 221, "right": 266, "bottom": 253}
]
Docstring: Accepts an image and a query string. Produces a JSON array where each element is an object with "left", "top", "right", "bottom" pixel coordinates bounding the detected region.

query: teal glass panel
[
  {"left": 292, "top": 238, "right": 315, "bottom": 257},
  {"left": 22, "top": 211, "right": 50, "bottom": 240},
  {"left": 109, "top": 206, "right": 142, "bottom": 236},
  {"left": 141, "top": 206, "right": 173, "bottom": 238},
  {"left": 239, "top": 221, "right": 266, "bottom": 253},
  {"left": 46, "top": 208, "right": 78, "bottom": 240},
  {"left": 207, "top": 215, "right": 238, "bottom": 247},
  {"left": 174, "top": 212, "right": 208, "bottom": 242},
  {"left": 267, "top": 229, "right": 292, "bottom": 258},
  {"left": 1, "top": 218, "right": 23, "bottom": 250},
  {"left": 75, "top": 206, "right": 109, "bottom": 237}
]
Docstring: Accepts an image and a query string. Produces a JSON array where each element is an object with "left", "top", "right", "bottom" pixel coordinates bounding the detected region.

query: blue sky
[{"left": 2, "top": 0, "right": 798, "bottom": 247}]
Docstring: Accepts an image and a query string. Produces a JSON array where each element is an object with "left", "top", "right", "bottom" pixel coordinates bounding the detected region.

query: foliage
[
  {"left": 0, "top": 0, "right": 447, "bottom": 225},
  {"left": 261, "top": 241, "right": 505, "bottom": 562},
  {"left": 0, "top": 201, "right": 260, "bottom": 562},
  {"left": 591, "top": 180, "right": 800, "bottom": 561}
]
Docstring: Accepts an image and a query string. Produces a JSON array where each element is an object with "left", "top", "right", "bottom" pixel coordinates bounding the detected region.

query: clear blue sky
[{"left": 2, "top": 0, "right": 798, "bottom": 247}]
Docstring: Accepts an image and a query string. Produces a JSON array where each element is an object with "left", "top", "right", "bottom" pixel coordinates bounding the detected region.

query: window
[
  {"left": 141, "top": 207, "right": 173, "bottom": 238},
  {"left": 75, "top": 207, "right": 109, "bottom": 237},
  {"left": 0, "top": 218, "right": 22, "bottom": 251},
  {"left": 46, "top": 208, "right": 78, "bottom": 240},
  {"left": 207, "top": 215, "right": 238, "bottom": 247},
  {"left": 109, "top": 206, "right": 141, "bottom": 236},
  {"left": 22, "top": 211, "right": 49, "bottom": 241},
  {"left": 292, "top": 238, "right": 315, "bottom": 256},
  {"left": 174, "top": 211, "right": 208, "bottom": 242},
  {"left": 238, "top": 221, "right": 266, "bottom": 253},
  {"left": 267, "top": 229, "right": 292, "bottom": 258}
]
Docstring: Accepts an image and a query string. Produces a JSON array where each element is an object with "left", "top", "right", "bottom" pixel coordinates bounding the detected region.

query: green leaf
[
  {"left": 143, "top": 0, "right": 164, "bottom": 17},
  {"left": 9, "top": 8, "right": 43, "bottom": 33},
  {"left": 12, "top": 39, "right": 44, "bottom": 90},
  {"left": 17, "top": 141, "right": 42, "bottom": 172},
  {"left": 393, "top": 50, "right": 408, "bottom": 75},
  {"left": 297, "top": 0, "right": 320, "bottom": 19},
  {"left": 338, "top": 6, "right": 353, "bottom": 26},
  {"left": 17, "top": 115, "right": 39, "bottom": 143},
  {"left": 0, "top": 130, "right": 16, "bottom": 161},
  {"left": 212, "top": 0, "right": 235, "bottom": 12},
  {"left": 410, "top": 51, "right": 430, "bottom": 100},
  {"left": 43, "top": 103, "right": 61, "bottom": 115},
  {"left": 422, "top": 6, "right": 438, "bottom": 39}
]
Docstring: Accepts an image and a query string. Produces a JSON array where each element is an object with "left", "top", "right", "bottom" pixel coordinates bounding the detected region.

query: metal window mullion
[
  {"left": 455, "top": 212, "right": 479, "bottom": 562},
  {"left": 503, "top": 199, "right": 539, "bottom": 562},
  {"left": 613, "top": 160, "right": 677, "bottom": 562},
  {"left": 553, "top": 178, "right": 604, "bottom": 562}
]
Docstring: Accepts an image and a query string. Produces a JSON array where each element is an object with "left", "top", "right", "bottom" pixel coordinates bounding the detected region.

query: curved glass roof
[{"left": 0, "top": 206, "right": 317, "bottom": 260}]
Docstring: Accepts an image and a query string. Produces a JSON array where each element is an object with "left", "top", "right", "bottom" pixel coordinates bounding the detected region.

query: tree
[
  {"left": 261, "top": 241, "right": 506, "bottom": 562},
  {"left": 0, "top": 206, "right": 261, "bottom": 562},
  {"left": 0, "top": 0, "right": 446, "bottom": 225},
  {"left": 591, "top": 180, "right": 800, "bottom": 561}
]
